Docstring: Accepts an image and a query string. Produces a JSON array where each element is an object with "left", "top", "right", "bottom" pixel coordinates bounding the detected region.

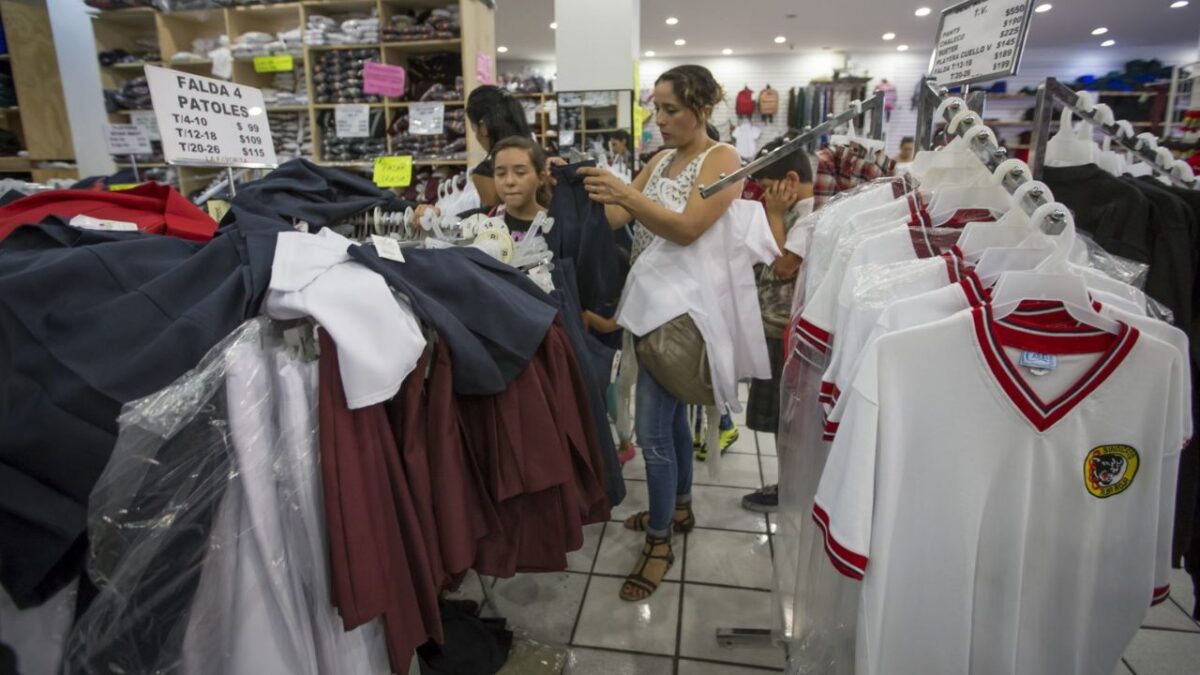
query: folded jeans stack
[
  {"left": 383, "top": 6, "right": 461, "bottom": 42},
  {"left": 268, "top": 112, "right": 310, "bottom": 162},
  {"left": 305, "top": 14, "right": 380, "bottom": 46},
  {"left": 387, "top": 108, "right": 467, "bottom": 160},
  {"left": 103, "top": 76, "right": 151, "bottom": 112},
  {"left": 320, "top": 109, "right": 386, "bottom": 162},
  {"left": 263, "top": 67, "right": 308, "bottom": 107},
  {"left": 312, "top": 49, "right": 382, "bottom": 104}
]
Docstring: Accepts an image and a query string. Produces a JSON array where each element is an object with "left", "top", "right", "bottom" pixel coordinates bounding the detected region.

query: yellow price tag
[
  {"left": 206, "top": 199, "right": 231, "bottom": 223},
  {"left": 254, "top": 55, "right": 294, "bottom": 73},
  {"left": 373, "top": 156, "right": 413, "bottom": 188},
  {"left": 108, "top": 183, "right": 142, "bottom": 191}
]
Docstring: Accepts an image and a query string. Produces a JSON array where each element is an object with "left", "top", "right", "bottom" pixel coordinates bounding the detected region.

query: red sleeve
[{"left": 0, "top": 182, "right": 216, "bottom": 243}]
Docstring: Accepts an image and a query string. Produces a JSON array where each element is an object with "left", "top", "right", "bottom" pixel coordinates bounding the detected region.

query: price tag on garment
[
  {"left": 409, "top": 102, "right": 445, "bottom": 136},
  {"left": 206, "top": 199, "right": 231, "bottom": 223},
  {"left": 69, "top": 214, "right": 139, "bottom": 232},
  {"left": 373, "top": 155, "right": 413, "bottom": 187},
  {"left": 253, "top": 55, "right": 294, "bottom": 73},
  {"left": 371, "top": 235, "right": 406, "bottom": 262},
  {"left": 105, "top": 123, "right": 152, "bottom": 155},
  {"left": 929, "top": 0, "right": 1035, "bottom": 87},
  {"left": 144, "top": 65, "right": 277, "bottom": 168},
  {"left": 335, "top": 104, "right": 370, "bottom": 138},
  {"left": 363, "top": 61, "right": 406, "bottom": 97},
  {"left": 129, "top": 110, "right": 161, "bottom": 141},
  {"left": 108, "top": 183, "right": 142, "bottom": 191}
]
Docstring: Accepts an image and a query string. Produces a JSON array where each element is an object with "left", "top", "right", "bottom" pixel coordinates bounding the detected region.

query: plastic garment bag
[{"left": 65, "top": 318, "right": 389, "bottom": 675}]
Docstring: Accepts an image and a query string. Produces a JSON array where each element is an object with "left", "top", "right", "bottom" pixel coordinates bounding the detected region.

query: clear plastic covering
[{"left": 64, "top": 317, "right": 390, "bottom": 675}]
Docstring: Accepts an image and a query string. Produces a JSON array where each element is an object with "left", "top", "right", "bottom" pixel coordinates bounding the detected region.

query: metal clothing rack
[
  {"left": 1030, "top": 78, "right": 1198, "bottom": 190},
  {"left": 698, "top": 90, "right": 887, "bottom": 199},
  {"left": 914, "top": 80, "right": 987, "bottom": 151}
]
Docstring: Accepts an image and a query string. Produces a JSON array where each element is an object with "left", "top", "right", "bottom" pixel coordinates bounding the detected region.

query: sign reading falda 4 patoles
[
  {"left": 144, "top": 64, "right": 278, "bottom": 169},
  {"left": 929, "top": 0, "right": 1035, "bottom": 88}
]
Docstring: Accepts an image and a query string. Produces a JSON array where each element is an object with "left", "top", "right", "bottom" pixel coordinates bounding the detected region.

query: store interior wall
[
  {"left": 47, "top": 0, "right": 114, "bottom": 177},
  {"left": 503, "top": 41, "right": 1199, "bottom": 158}
]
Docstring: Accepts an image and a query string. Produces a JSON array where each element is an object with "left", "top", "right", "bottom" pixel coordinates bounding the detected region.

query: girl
[
  {"left": 488, "top": 135, "right": 551, "bottom": 240},
  {"left": 578, "top": 65, "right": 742, "bottom": 602},
  {"left": 466, "top": 86, "right": 537, "bottom": 208}
]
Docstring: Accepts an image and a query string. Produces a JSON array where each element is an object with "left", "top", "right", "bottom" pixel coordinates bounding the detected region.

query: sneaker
[
  {"left": 741, "top": 484, "right": 778, "bottom": 513},
  {"left": 695, "top": 425, "right": 739, "bottom": 462}
]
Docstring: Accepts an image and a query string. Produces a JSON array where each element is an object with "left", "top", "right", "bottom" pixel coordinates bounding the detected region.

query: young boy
[{"left": 741, "top": 138, "right": 814, "bottom": 512}]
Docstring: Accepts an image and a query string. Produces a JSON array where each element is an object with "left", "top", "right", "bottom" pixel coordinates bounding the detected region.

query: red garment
[
  {"left": 0, "top": 182, "right": 216, "bottom": 243},
  {"left": 736, "top": 88, "right": 755, "bottom": 116}
]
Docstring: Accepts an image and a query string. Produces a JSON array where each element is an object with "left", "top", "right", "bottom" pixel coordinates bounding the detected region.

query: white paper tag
[
  {"left": 335, "top": 104, "right": 370, "bottom": 138},
  {"left": 371, "top": 235, "right": 405, "bottom": 262},
  {"left": 409, "top": 101, "right": 445, "bottom": 136},
  {"left": 69, "top": 214, "right": 139, "bottom": 232}
]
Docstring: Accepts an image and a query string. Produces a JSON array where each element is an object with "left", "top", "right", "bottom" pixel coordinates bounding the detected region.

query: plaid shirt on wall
[{"left": 813, "top": 144, "right": 896, "bottom": 210}]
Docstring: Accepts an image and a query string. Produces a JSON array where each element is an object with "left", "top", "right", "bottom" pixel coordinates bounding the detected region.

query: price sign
[
  {"left": 373, "top": 156, "right": 413, "bottom": 187},
  {"left": 144, "top": 64, "right": 278, "bottom": 168},
  {"left": 363, "top": 61, "right": 406, "bottom": 97},
  {"left": 409, "top": 102, "right": 445, "bottom": 136},
  {"left": 129, "top": 110, "right": 161, "bottom": 141},
  {"left": 105, "top": 123, "right": 152, "bottom": 155},
  {"left": 930, "top": 0, "right": 1035, "bottom": 87},
  {"left": 254, "top": 55, "right": 294, "bottom": 73},
  {"left": 335, "top": 104, "right": 370, "bottom": 138}
]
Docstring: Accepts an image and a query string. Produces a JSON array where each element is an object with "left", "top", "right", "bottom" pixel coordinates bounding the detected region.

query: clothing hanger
[
  {"left": 990, "top": 205, "right": 1122, "bottom": 334},
  {"left": 1044, "top": 91, "right": 1097, "bottom": 168},
  {"left": 1089, "top": 104, "right": 1126, "bottom": 177}
]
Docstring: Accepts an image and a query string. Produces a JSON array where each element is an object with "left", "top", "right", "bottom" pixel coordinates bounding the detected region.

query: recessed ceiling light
[
  {"left": 914, "top": 7, "right": 932, "bottom": 16},
  {"left": 1101, "top": 39, "right": 1115, "bottom": 46},
  {"left": 644, "top": 50, "right": 655, "bottom": 57},
  {"left": 1034, "top": 3, "right": 1052, "bottom": 13},
  {"left": 674, "top": 38, "right": 686, "bottom": 46},
  {"left": 1170, "top": 0, "right": 1188, "bottom": 7},
  {"left": 549, "top": 21, "right": 557, "bottom": 30},
  {"left": 773, "top": 35, "right": 787, "bottom": 44},
  {"left": 897, "top": 44, "right": 910, "bottom": 51},
  {"left": 721, "top": 48, "right": 733, "bottom": 55},
  {"left": 496, "top": 45, "right": 508, "bottom": 53},
  {"left": 882, "top": 32, "right": 896, "bottom": 40},
  {"left": 665, "top": 17, "right": 679, "bottom": 25},
  {"left": 1091, "top": 27, "right": 1108, "bottom": 35}
]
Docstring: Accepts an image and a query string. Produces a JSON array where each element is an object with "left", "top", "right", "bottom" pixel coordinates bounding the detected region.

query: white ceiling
[{"left": 496, "top": 0, "right": 1200, "bottom": 61}]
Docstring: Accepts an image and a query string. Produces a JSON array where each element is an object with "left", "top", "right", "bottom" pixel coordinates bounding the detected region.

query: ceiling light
[
  {"left": 1034, "top": 3, "right": 1052, "bottom": 12},
  {"left": 1170, "top": 1, "right": 1188, "bottom": 7},
  {"left": 882, "top": 32, "right": 896, "bottom": 40},
  {"left": 1091, "top": 27, "right": 1108, "bottom": 35},
  {"left": 1101, "top": 39, "right": 1115, "bottom": 47},
  {"left": 674, "top": 38, "right": 686, "bottom": 46},
  {"left": 549, "top": 21, "right": 557, "bottom": 29},
  {"left": 773, "top": 35, "right": 786, "bottom": 44},
  {"left": 721, "top": 48, "right": 733, "bottom": 55},
  {"left": 914, "top": 7, "right": 932, "bottom": 16},
  {"left": 644, "top": 50, "right": 655, "bottom": 57},
  {"left": 897, "top": 44, "right": 910, "bottom": 51},
  {"left": 665, "top": 17, "right": 679, "bottom": 25},
  {"left": 496, "top": 45, "right": 508, "bottom": 53}
]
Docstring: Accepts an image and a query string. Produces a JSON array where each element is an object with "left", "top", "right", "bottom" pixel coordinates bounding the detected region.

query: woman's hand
[
  {"left": 773, "top": 251, "right": 803, "bottom": 280},
  {"left": 582, "top": 310, "right": 620, "bottom": 333},
  {"left": 764, "top": 181, "right": 798, "bottom": 220},
  {"left": 580, "top": 167, "right": 631, "bottom": 206},
  {"left": 546, "top": 156, "right": 567, "bottom": 187}
]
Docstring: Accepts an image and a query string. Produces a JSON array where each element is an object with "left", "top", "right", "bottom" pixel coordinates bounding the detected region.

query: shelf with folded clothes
[
  {"left": 384, "top": 99, "right": 464, "bottom": 107},
  {"left": 105, "top": 60, "right": 161, "bottom": 69},
  {"left": 385, "top": 103, "right": 467, "bottom": 162},
  {"left": 380, "top": 38, "right": 462, "bottom": 54}
]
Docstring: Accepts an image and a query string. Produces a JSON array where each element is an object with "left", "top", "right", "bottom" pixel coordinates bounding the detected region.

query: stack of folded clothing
[
  {"left": 263, "top": 67, "right": 307, "bottom": 106},
  {"left": 319, "top": 108, "right": 386, "bottom": 162},
  {"left": 97, "top": 47, "right": 162, "bottom": 66},
  {"left": 404, "top": 55, "right": 464, "bottom": 102},
  {"left": 268, "top": 111, "right": 310, "bottom": 161},
  {"left": 231, "top": 29, "right": 303, "bottom": 59},
  {"left": 103, "top": 76, "right": 152, "bottom": 112},
  {"left": 313, "top": 50, "right": 382, "bottom": 104},
  {"left": 384, "top": 6, "right": 461, "bottom": 42},
  {"left": 387, "top": 108, "right": 467, "bottom": 160},
  {"left": 305, "top": 13, "right": 380, "bottom": 45}
]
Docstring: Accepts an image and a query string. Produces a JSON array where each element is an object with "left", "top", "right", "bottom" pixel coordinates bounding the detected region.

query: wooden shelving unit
[
  {"left": 90, "top": 0, "right": 495, "bottom": 194},
  {"left": 514, "top": 91, "right": 556, "bottom": 148},
  {"left": 0, "top": 0, "right": 79, "bottom": 181},
  {"left": 556, "top": 90, "right": 633, "bottom": 153}
]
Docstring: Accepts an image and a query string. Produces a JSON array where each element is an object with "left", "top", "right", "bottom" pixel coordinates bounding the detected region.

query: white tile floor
[{"left": 451, "top": 399, "right": 1200, "bottom": 674}]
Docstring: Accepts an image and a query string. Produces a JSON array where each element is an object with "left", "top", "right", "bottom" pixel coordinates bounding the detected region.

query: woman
[
  {"left": 579, "top": 65, "right": 741, "bottom": 601},
  {"left": 607, "top": 129, "right": 633, "bottom": 167},
  {"left": 466, "top": 85, "right": 536, "bottom": 208}
]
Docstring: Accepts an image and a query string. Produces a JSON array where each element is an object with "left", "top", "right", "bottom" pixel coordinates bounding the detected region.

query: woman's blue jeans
[{"left": 635, "top": 367, "right": 693, "bottom": 537}]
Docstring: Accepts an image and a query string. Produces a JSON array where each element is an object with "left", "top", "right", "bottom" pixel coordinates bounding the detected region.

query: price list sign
[
  {"left": 144, "top": 65, "right": 278, "bottom": 169},
  {"left": 929, "top": 0, "right": 1035, "bottom": 87}
]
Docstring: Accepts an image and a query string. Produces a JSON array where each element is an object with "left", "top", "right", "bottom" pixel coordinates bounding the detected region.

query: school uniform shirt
[
  {"left": 0, "top": 182, "right": 217, "bottom": 243},
  {"left": 814, "top": 307, "right": 1189, "bottom": 675},
  {"left": 618, "top": 199, "right": 779, "bottom": 412},
  {"left": 266, "top": 228, "right": 425, "bottom": 409}
]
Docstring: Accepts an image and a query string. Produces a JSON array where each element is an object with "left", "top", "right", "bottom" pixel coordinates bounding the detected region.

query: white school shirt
[
  {"left": 802, "top": 184, "right": 908, "bottom": 302},
  {"left": 814, "top": 307, "right": 1189, "bottom": 675},
  {"left": 732, "top": 122, "right": 762, "bottom": 159},
  {"left": 266, "top": 229, "right": 425, "bottom": 409},
  {"left": 618, "top": 199, "right": 778, "bottom": 412}
]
